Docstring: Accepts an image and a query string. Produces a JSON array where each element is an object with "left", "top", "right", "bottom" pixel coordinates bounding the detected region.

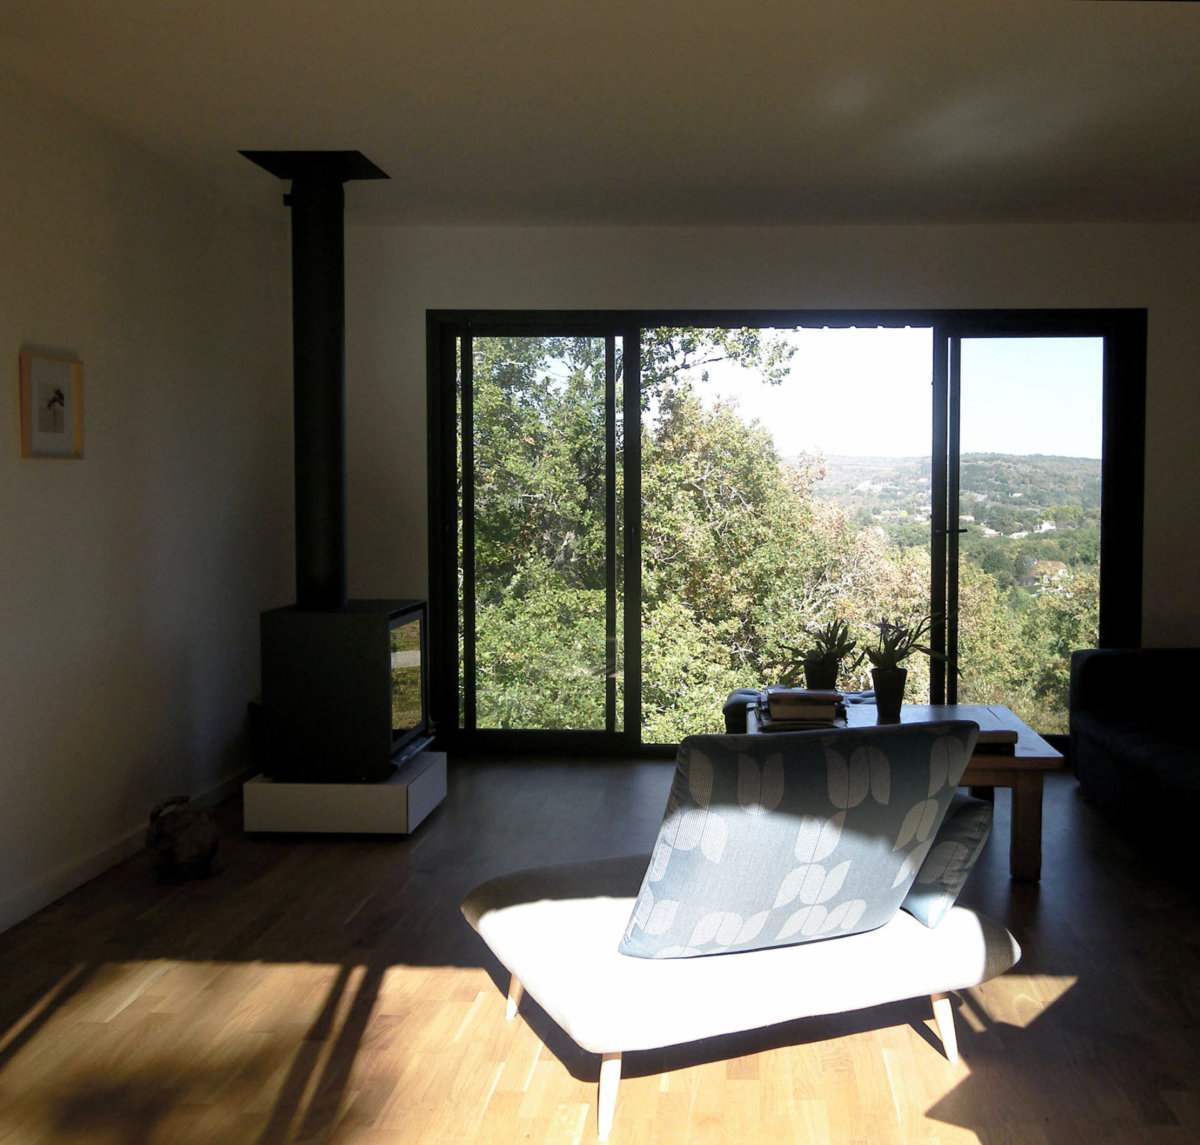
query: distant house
[{"left": 1024, "top": 559, "right": 1069, "bottom": 586}]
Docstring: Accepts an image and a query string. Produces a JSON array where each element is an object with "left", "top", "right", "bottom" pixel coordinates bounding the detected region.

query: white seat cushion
[{"left": 462, "top": 853, "right": 1021, "bottom": 1056}]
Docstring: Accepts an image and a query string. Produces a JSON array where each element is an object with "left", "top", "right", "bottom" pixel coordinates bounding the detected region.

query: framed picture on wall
[{"left": 19, "top": 350, "right": 83, "bottom": 459}]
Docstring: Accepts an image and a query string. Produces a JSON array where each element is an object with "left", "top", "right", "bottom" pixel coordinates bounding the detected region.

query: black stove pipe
[
  {"left": 241, "top": 150, "right": 388, "bottom": 610},
  {"left": 288, "top": 167, "right": 347, "bottom": 609}
]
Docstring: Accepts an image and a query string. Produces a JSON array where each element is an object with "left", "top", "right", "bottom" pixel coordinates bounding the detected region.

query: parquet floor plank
[{"left": 0, "top": 760, "right": 1195, "bottom": 1142}]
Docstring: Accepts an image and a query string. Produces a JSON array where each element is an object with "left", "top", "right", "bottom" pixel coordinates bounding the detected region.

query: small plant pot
[
  {"left": 871, "top": 667, "right": 907, "bottom": 723},
  {"left": 803, "top": 662, "right": 839, "bottom": 691}
]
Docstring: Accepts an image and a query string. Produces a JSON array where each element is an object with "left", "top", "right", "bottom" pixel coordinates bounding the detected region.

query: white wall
[
  {"left": 7, "top": 75, "right": 1194, "bottom": 930},
  {"left": 345, "top": 222, "right": 1200, "bottom": 646},
  {"left": 0, "top": 73, "right": 293, "bottom": 930}
]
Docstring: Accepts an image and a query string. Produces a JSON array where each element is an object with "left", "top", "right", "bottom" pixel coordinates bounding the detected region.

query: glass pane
[
  {"left": 389, "top": 618, "right": 423, "bottom": 732},
  {"left": 612, "top": 336, "right": 625, "bottom": 734},
  {"left": 956, "top": 338, "right": 1103, "bottom": 733},
  {"left": 467, "top": 336, "right": 611, "bottom": 730},
  {"left": 456, "top": 337, "right": 466, "bottom": 729},
  {"left": 640, "top": 326, "right": 933, "bottom": 743}
]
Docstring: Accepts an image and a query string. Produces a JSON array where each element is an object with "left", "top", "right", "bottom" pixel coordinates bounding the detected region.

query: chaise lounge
[{"left": 463, "top": 721, "right": 1020, "bottom": 1138}]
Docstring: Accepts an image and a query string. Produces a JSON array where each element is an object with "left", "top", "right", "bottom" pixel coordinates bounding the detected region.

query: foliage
[
  {"left": 640, "top": 327, "right": 796, "bottom": 401},
  {"left": 461, "top": 329, "right": 1099, "bottom": 740},
  {"left": 778, "top": 619, "right": 863, "bottom": 686},
  {"left": 475, "top": 579, "right": 608, "bottom": 730},
  {"left": 864, "top": 614, "right": 939, "bottom": 672},
  {"left": 1013, "top": 567, "right": 1100, "bottom": 734},
  {"left": 641, "top": 598, "right": 747, "bottom": 743}
]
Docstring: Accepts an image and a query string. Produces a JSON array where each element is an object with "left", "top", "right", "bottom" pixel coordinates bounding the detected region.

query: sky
[{"left": 692, "top": 328, "right": 1104, "bottom": 459}]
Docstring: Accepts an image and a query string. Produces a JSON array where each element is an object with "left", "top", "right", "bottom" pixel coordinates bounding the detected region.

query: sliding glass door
[
  {"left": 638, "top": 324, "right": 934, "bottom": 742},
  {"left": 428, "top": 310, "right": 1144, "bottom": 749},
  {"left": 432, "top": 320, "right": 636, "bottom": 750},
  {"left": 947, "top": 337, "right": 1104, "bottom": 733},
  {"left": 937, "top": 313, "right": 1145, "bottom": 738}
]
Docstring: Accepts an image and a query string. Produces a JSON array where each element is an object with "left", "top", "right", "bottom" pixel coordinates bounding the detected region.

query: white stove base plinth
[{"left": 243, "top": 751, "right": 447, "bottom": 834}]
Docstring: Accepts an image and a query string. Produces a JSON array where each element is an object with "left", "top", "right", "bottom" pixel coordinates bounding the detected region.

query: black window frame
[{"left": 428, "top": 308, "right": 1145, "bottom": 752}]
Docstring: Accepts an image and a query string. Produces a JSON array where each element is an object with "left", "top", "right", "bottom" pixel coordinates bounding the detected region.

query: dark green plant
[
  {"left": 865, "top": 614, "right": 941, "bottom": 672},
  {"left": 779, "top": 618, "right": 863, "bottom": 685}
]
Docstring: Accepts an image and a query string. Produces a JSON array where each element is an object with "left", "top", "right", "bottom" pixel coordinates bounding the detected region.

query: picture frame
[{"left": 19, "top": 350, "right": 83, "bottom": 459}]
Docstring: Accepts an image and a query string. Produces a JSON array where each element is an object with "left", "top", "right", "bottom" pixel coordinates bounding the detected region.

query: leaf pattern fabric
[
  {"left": 619, "top": 721, "right": 979, "bottom": 958},
  {"left": 793, "top": 812, "right": 843, "bottom": 865},
  {"left": 737, "top": 752, "right": 785, "bottom": 814},
  {"left": 901, "top": 793, "right": 994, "bottom": 927}
]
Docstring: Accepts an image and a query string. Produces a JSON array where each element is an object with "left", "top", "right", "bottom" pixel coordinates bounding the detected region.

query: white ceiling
[{"left": 2, "top": 0, "right": 1199, "bottom": 225}]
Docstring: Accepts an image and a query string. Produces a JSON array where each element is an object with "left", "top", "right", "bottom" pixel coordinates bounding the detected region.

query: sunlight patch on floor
[
  {"left": 0, "top": 962, "right": 1084, "bottom": 1144},
  {"left": 964, "top": 972, "right": 1078, "bottom": 1029},
  {"left": 0, "top": 959, "right": 493, "bottom": 1145}
]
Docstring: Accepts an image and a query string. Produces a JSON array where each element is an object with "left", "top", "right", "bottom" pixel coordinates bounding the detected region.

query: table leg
[{"left": 1009, "top": 770, "right": 1045, "bottom": 881}]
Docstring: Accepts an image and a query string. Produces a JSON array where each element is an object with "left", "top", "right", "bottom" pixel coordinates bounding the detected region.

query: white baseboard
[
  {"left": 0, "top": 828, "right": 144, "bottom": 936},
  {"left": 0, "top": 762, "right": 261, "bottom": 936}
]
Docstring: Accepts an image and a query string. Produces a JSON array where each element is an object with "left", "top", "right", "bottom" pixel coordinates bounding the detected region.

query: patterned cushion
[
  {"left": 901, "top": 793, "right": 993, "bottom": 927},
  {"left": 619, "top": 720, "right": 979, "bottom": 958}
]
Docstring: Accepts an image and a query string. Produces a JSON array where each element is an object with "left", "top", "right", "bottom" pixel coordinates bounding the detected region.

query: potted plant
[
  {"left": 780, "top": 619, "right": 864, "bottom": 691},
  {"left": 865, "top": 614, "right": 939, "bottom": 721}
]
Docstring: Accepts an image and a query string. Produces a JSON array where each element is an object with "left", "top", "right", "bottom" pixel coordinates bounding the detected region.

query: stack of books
[{"left": 758, "top": 687, "right": 846, "bottom": 731}]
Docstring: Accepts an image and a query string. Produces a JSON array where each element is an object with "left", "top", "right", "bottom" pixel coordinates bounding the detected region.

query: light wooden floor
[{"left": 0, "top": 757, "right": 1197, "bottom": 1144}]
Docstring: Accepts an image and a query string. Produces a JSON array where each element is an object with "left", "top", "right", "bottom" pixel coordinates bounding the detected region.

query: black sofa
[{"left": 1069, "top": 648, "right": 1200, "bottom": 857}]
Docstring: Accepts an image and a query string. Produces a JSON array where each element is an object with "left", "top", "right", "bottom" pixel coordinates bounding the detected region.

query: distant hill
[
  {"left": 793, "top": 453, "right": 1102, "bottom": 527},
  {"left": 809, "top": 455, "right": 930, "bottom": 517},
  {"left": 959, "top": 453, "right": 1101, "bottom": 511}
]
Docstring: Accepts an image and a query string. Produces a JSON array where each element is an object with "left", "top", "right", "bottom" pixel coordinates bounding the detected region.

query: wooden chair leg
[
  {"left": 597, "top": 1051, "right": 622, "bottom": 1140},
  {"left": 931, "top": 992, "right": 959, "bottom": 1063},
  {"left": 506, "top": 974, "right": 524, "bottom": 1020}
]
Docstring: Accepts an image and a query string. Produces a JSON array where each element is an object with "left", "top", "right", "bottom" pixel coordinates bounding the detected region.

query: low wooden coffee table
[{"left": 745, "top": 702, "right": 1064, "bottom": 881}]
